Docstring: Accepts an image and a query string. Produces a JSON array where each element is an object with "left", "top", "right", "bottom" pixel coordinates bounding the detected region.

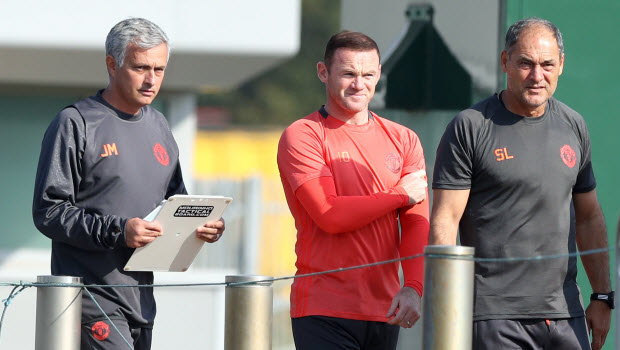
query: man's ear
[
  {"left": 500, "top": 50, "right": 508, "bottom": 73},
  {"left": 317, "top": 61, "right": 328, "bottom": 83},
  {"left": 105, "top": 55, "right": 117, "bottom": 78}
]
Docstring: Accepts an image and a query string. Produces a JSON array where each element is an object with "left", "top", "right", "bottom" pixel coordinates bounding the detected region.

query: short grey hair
[
  {"left": 505, "top": 17, "right": 564, "bottom": 57},
  {"left": 105, "top": 18, "right": 170, "bottom": 68}
]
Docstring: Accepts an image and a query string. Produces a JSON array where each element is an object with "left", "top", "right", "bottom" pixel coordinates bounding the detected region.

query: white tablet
[{"left": 124, "top": 195, "right": 232, "bottom": 272}]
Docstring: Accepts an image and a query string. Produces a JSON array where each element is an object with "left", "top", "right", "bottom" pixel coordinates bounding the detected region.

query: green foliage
[{"left": 198, "top": 0, "right": 341, "bottom": 126}]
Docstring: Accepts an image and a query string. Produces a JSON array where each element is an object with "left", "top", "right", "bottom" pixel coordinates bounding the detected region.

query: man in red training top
[{"left": 277, "top": 31, "right": 429, "bottom": 350}]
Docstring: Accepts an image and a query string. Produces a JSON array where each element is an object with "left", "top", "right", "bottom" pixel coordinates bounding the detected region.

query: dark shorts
[
  {"left": 291, "top": 315, "right": 400, "bottom": 350},
  {"left": 472, "top": 317, "right": 591, "bottom": 350},
  {"left": 81, "top": 319, "right": 152, "bottom": 350}
]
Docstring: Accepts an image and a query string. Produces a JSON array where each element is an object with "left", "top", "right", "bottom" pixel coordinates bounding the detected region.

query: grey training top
[
  {"left": 433, "top": 93, "right": 596, "bottom": 320},
  {"left": 33, "top": 91, "right": 186, "bottom": 327}
]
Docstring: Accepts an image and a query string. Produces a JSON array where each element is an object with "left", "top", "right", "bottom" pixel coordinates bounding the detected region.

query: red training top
[{"left": 277, "top": 108, "right": 429, "bottom": 321}]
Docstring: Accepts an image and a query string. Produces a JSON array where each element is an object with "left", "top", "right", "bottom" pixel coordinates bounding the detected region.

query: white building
[{"left": 0, "top": 2, "right": 300, "bottom": 349}]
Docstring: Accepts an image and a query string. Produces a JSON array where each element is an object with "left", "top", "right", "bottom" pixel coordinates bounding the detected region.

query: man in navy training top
[{"left": 33, "top": 17, "right": 225, "bottom": 350}]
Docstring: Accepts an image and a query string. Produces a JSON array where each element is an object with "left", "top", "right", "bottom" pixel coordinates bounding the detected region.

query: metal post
[
  {"left": 35, "top": 275, "right": 83, "bottom": 350},
  {"left": 224, "top": 275, "right": 273, "bottom": 350},
  {"left": 423, "top": 245, "right": 475, "bottom": 350}
]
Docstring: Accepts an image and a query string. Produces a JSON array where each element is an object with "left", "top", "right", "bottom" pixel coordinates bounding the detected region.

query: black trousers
[
  {"left": 292, "top": 315, "right": 400, "bottom": 350},
  {"left": 81, "top": 318, "right": 152, "bottom": 350},
  {"left": 473, "top": 317, "right": 591, "bottom": 350}
]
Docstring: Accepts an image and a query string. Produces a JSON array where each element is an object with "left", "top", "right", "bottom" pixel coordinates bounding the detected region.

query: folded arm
[
  {"left": 386, "top": 188, "right": 430, "bottom": 328},
  {"left": 296, "top": 176, "right": 409, "bottom": 234}
]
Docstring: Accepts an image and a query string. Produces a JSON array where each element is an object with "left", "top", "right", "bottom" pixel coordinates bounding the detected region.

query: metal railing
[{"left": 31, "top": 243, "right": 617, "bottom": 350}]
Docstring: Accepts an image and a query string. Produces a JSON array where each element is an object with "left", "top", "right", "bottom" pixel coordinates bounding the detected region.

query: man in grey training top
[
  {"left": 430, "top": 17, "right": 611, "bottom": 350},
  {"left": 32, "top": 18, "right": 225, "bottom": 350}
]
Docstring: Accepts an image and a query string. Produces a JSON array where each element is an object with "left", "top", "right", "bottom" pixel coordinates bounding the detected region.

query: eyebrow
[
  {"left": 517, "top": 55, "right": 557, "bottom": 64},
  {"left": 133, "top": 63, "right": 167, "bottom": 69},
  {"left": 340, "top": 67, "right": 378, "bottom": 74}
]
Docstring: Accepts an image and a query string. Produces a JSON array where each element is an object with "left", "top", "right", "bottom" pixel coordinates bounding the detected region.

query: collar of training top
[{"left": 318, "top": 105, "right": 374, "bottom": 120}]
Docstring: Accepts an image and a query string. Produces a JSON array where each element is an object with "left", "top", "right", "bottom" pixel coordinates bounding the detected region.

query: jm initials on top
[{"left": 101, "top": 143, "right": 118, "bottom": 157}]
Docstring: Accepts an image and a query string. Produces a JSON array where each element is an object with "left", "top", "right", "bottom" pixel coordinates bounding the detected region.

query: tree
[{"left": 199, "top": 0, "right": 341, "bottom": 126}]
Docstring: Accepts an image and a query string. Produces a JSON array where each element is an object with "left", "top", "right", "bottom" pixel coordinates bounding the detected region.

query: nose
[
  {"left": 530, "top": 64, "right": 544, "bottom": 83},
  {"left": 144, "top": 69, "right": 156, "bottom": 85},
  {"left": 351, "top": 75, "right": 364, "bottom": 90}
]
